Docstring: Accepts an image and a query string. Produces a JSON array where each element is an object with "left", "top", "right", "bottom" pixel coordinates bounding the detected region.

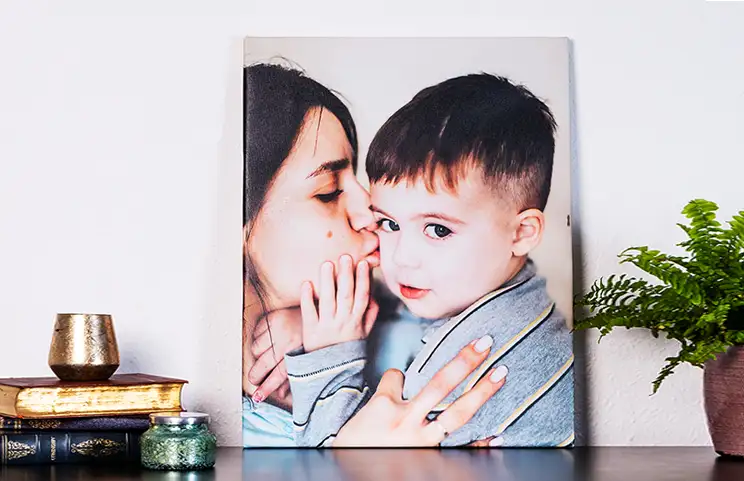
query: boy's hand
[{"left": 301, "top": 255, "right": 378, "bottom": 353}]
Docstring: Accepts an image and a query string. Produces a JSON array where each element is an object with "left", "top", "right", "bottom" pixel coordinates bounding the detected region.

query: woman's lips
[{"left": 399, "top": 284, "right": 430, "bottom": 300}]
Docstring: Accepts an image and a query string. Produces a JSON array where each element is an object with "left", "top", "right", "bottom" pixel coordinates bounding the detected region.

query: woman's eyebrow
[{"left": 306, "top": 159, "right": 350, "bottom": 179}]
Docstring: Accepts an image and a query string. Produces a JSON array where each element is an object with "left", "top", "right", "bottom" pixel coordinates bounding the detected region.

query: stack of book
[{"left": 0, "top": 373, "right": 187, "bottom": 465}]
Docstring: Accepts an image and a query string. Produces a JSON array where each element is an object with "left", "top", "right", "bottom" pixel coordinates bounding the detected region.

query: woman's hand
[
  {"left": 332, "top": 335, "right": 508, "bottom": 447},
  {"left": 247, "top": 307, "right": 303, "bottom": 403},
  {"left": 301, "top": 255, "right": 378, "bottom": 353}
]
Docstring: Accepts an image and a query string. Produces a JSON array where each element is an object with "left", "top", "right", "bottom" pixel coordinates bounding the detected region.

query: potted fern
[{"left": 574, "top": 199, "right": 744, "bottom": 456}]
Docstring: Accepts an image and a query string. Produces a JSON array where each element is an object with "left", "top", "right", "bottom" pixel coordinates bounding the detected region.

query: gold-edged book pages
[{"left": 0, "top": 373, "right": 186, "bottom": 418}]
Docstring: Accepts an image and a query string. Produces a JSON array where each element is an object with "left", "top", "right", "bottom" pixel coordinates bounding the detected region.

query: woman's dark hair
[{"left": 243, "top": 62, "right": 358, "bottom": 320}]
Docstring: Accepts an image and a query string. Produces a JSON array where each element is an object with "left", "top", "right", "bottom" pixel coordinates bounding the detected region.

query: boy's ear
[{"left": 511, "top": 208, "right": 545, "bottom": 257}]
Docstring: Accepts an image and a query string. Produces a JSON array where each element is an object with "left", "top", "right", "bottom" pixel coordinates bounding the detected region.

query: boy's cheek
[{"left": 376, "top": 239, "right": 394, "bottom": 266}]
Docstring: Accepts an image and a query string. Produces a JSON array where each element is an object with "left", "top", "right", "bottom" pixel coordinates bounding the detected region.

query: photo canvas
[{"left": 242, "top": 37, "right": 574, "bottom": 448}]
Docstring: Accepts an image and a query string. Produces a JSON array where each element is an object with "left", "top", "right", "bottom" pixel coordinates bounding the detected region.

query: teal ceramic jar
[{"left": 140, "top": 412, "right": 217, "bottom": 470}]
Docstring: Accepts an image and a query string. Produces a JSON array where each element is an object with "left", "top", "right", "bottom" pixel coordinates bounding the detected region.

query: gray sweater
[{"left": 284, "top": 259, "right": 574, "bottom": 447}]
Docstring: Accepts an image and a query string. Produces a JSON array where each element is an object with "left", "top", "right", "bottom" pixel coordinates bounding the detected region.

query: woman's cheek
[
  {"left": 301, "top": 226, "right": 343, "bottom": 288},
  {"left": 269, "top": 217, "right": 322, "bottom": 304},
  {"left": 290, "top": 219, "right": 365, "bottom": 298}
]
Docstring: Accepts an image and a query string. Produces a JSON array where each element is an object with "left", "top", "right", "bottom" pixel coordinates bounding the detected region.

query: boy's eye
[
  {"left": 377, "top": 219, "right": 400, "bottom": 233},
  {"left": 424, "top": 224, "right": 452, "bottom": 239},
  {"left": 316, "top": 189, "right": 343, "bottom": 203}
]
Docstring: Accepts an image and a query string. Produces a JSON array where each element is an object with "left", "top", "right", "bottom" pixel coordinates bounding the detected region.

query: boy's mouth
[{"left": 399, "top": 284, "right": 430, "bottom": 300}]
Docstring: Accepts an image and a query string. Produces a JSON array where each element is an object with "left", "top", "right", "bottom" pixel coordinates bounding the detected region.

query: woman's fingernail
[
  {"left": 490, "top": 365, "right": 508, "bottom": 383},
  {"left": 252, "top": 392, "right": 264, "bottom": 404},
  {"left": 489, "top": 436, "right": 505, "bottom": 447},
  {"left": 473, "top": 335, "right": 494, "bottom": 353}
]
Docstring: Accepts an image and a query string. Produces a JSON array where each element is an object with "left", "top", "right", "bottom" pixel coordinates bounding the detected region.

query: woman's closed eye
[
  {"left": 424, "top": 224, "right": 453, "bottom": 239},
  {"left": 315, "top": 189, "right": 343, "bottom": 203},
  {"left": 377, "top": 218, "right": 400, "bottom": 233}
]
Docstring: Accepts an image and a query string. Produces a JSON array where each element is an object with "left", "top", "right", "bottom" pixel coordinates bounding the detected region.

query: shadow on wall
[{"left": 567, "top": 39, "right": 591, "bottom": 447}]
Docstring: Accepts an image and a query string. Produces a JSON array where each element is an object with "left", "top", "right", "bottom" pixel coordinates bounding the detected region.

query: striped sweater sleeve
[{"left": 284, "top": 340, "right": 372, "bottom": 447}]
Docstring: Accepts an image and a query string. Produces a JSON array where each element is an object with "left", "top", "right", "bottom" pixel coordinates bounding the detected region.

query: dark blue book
[
  {"left": 0, "top": 430, "right": 140, "bottom": 465},
  {"left": 0, "top": 415, "right": 150, "bottom": 432}
]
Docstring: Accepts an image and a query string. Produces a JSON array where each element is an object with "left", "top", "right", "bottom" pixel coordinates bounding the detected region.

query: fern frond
[
  {"left": 575, "top": 198, "right": 744, "bottom": 395},
  {"left": 619, "top": 247, "right": 705, "bottom": 305}
]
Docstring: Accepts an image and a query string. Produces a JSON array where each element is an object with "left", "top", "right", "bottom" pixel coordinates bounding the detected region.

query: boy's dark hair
[{"left": 366, "top": 73, "right": 557, "bottom": 211}]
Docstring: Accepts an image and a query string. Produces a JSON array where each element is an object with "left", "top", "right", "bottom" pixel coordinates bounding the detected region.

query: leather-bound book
[
  {"left": 0, "top": 415, "right": 151, "bottom": 432},
  {"left": 0, "top": 373, "right": 186, "bottom": 418},
  {"left": 0, "top": 430, "right": 140, "bottom": 465}
]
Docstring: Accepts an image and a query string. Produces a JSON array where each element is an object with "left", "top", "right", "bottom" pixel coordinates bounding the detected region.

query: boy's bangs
[{"left": 370, "top": 150, "right": 482, "bottom": 195}]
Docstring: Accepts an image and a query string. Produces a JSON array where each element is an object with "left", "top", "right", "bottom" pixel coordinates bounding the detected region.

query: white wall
[{"left": 0, "top": 0, "right": 741, "bottom": 447}]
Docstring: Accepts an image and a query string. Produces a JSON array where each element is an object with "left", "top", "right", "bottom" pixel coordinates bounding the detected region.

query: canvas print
[{"left": 242, "top": 37, "right": 574, "bottom": 448}]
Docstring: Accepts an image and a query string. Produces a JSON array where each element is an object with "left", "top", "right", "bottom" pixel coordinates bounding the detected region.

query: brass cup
[{"left": 49, "top": 313, "right": 120, "bottom": 381}]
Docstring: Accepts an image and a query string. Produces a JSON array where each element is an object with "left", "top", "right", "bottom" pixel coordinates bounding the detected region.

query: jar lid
[{"left": 149, "top": 412, "right": 210, "bottom": 426}]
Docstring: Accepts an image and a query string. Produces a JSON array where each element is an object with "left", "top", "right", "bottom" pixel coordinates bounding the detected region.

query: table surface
[{"left": 1, "top": 447, "right": 743, "bottom": 481}]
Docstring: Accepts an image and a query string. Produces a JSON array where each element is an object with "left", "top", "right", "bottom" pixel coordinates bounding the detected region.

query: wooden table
[{"left": 1, "top": 447, "right": 743, "bottom": 480}]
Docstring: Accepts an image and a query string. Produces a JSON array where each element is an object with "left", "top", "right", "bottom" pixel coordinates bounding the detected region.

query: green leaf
[{"left": 575, "top": 198, "right": 744, "bottom": 394}]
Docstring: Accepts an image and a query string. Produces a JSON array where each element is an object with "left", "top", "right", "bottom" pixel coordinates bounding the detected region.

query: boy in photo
[{"left": 285, "top": 73, "right": 574, "bottom": 448}]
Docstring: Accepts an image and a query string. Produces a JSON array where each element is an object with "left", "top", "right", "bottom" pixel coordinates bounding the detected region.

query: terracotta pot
[{"left": 704, "top": 346, "right": 744, "bottom": 457}]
